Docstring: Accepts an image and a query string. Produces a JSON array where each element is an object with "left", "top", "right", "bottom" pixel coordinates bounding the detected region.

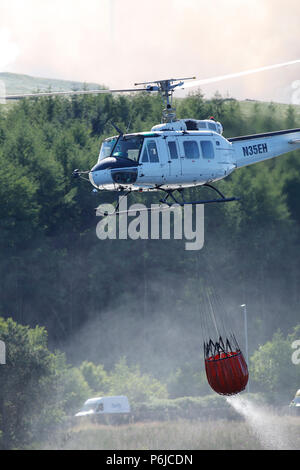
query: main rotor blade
[
  {"left": 2, "top": 87, "right": 147, "bottom": 100},
  {"left": 3, "top": 58, "right": 299, "bottom": 100},
  {"left": 182, "top": 59, "right": 300, "bottom": 89}
]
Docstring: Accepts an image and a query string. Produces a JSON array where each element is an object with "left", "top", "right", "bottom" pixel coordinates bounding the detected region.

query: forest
[{"left": 0, "top": 90, "right": 299, "bottom": 448}]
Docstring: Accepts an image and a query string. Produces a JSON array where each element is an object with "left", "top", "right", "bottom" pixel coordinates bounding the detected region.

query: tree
[
  {"left": 177, "top": 89, "right": 207, "bottom": 120},
  {"left": 167, "top": 363, "right": 210, "bottom": 398},
  {"left": 250, "top": 325, "right": 300, "bottom": 403},
  {"left": 0, "top": 317, "right": 90, "bottom": 449},
  {"left": 79, "top": 361, "right": 110, "bottom": 394},
  {"left": 285, "top": 105, "right": 296, "bottom": 129},
  {"left": 60, "top": 367, "right": 91, "bottom": 415},
  {"left": 0, "top": 318, "right": 63, "bottom": 448},
  {"left": 107, "top": 357, "right": 168, "bottom": 403}
]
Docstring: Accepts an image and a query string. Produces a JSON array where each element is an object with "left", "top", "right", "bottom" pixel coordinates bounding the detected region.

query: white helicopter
[{"left": 3, "top": 60, "right": 300, "bottom": 214}]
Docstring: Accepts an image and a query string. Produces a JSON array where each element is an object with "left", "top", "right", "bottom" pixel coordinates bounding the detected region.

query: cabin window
[
  {"left": 208, "top": 122, "right": 217, "bottom": 131},
  {"left": 147, "top": 140, "right": 159, "bottom": 162},
  {"left": 168, "top": 141, "right": 178, "bottom": 159},
  {"left": 141, "top": 147, "right": 149, "bottom": 162},
  {"left": 201, "top": 140, "right": 215, "bottom": 159},
  {"left": 197, "top": 122, "right": 207, "bottom": 129},
  {"left": 216, "top": 124, "right": 222, "bottom": 134},
  {"left": 183, "top": 141, "right": 200, "bottom": 159},
  {"left": 141, "top": 140, "right": 159, "bottom": 163}
]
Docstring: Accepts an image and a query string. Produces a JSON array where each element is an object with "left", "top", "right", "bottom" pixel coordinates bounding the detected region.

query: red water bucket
[{"left": 205, "top": 350, "right": 249, "bottom": 396}]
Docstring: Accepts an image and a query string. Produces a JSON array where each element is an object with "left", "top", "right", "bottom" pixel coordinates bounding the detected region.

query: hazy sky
[{"left": 0, "top": 0, "right": 300, "bottom": 102}]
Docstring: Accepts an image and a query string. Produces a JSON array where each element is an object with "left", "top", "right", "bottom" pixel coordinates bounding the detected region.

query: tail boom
[{"left": 229, "top": 128, "right": 300, "bottom": 168}]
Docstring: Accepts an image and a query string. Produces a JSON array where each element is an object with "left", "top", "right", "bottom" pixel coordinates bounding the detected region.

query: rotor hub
[{"left": 135, "top": 77, "right": 196, "bottom": 123}]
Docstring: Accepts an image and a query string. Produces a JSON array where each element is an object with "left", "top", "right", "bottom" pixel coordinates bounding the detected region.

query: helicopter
[{"left": 3, "top": 60, "right": 300, "bottom": 214}]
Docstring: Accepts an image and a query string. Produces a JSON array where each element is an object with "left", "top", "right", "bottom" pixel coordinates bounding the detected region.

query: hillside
[
  {"left": 1, "top": 73, "right": 300, "bottom": 123},
  {"left": 0, "top": 72, "right": 102, "bottom": 95},
  {"left": 237, "top": 98, "right": 300, "bottom": 122}
]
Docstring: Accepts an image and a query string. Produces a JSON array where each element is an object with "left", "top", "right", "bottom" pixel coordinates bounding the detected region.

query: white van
[
  {"left": 289, "top": 389, "right": 300, "bottom": 415},
  {"left": 75, "top": 396, "right": 130, "bottom": 422}
]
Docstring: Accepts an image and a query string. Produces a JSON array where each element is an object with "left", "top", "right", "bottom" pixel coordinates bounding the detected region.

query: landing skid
[
  {"left": 159, "top": 184, "right": 240, "bottom": 206},
  {"left": 96, "top": 184, "right": 239, "bottom": 216},
  {"left": 96, "top": 189, "right": 175, "bottom": 217}
]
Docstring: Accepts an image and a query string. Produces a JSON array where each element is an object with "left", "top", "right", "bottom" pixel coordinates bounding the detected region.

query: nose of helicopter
[
  {"left": 89, "top": 157, "right": 138, "bottom": 189},
  {"left": 89, "top": 157, "right": 119, "bottom": 188},
  {"left": 89, "top": 167, "right": 113, "bottom": 189},
  {"left": 88, "top": 170, "right": 97, "bottom": 187}
]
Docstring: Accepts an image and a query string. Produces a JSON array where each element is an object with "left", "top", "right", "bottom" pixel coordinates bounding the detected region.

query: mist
[
  {"left": 57, "top": 228, "right": 293, "bottom": 385},
  {"left": 227, "top": 396, "right": 298, "bottom": 450},
  {"left": 1, "top": 0, "right": 300, "bottom": 102}
]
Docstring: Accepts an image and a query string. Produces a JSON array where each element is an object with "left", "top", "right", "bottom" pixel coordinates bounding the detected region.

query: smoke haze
[{"left": 1, "top": 0, "right": 300, "bottom": 101}]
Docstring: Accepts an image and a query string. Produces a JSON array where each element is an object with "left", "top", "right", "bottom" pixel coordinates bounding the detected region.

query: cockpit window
[
  {"left": 81, "top": 401, "right": 99, "bottom": 412},
  {"left": 99, "top": 138, "right": 117, "bottom": 161},
  {"left": 111, "top": 135, "right": 144, "bottom": 162}
]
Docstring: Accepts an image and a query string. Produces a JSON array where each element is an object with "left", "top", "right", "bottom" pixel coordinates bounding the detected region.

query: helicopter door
[
  {"left": 200, "top": 139, "right": 216, "bottom": 179},
  {"left": 178, "top": 138, "right": 201, "bottom": 178},
  {"left": 166, "top": 138, "right": 182, "bottom": 180},
  {"left": 139, "top": 138, "right": 164, "bottom": 184}
]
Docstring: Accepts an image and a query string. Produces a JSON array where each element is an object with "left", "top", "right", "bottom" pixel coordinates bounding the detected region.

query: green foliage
[
  {"left": 79, "top": 361, "right": 110, "bottom": 395},
  {"left": 131, "top": 394, "right": 238, "bottom": 422},
  {"left": 0, "top": 317, "right": 64, "bottom": 448},
  {"left": 250, "top": 325, "right": 300, "bottom": 402},
  {"left": 59, "top": 367, "right": 91, "bottom": 414},
  {"left": 107, "top": 357, "right": 168, "bottom": 403},
  {"left": 0, "top": 317, "right": 91, "bottom": 449},
  {"left": 167, "top": 363, "right": 210, "bottom": 398}
]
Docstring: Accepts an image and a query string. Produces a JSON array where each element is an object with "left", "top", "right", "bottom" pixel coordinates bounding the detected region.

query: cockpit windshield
[
  {"left": 111, "top": 135, "right": 144, "bottom": 162},
  {"left": 99, "top": 134, "right": 144, "bottom": 162},
  {"left": 99, "top": 137, "right": 118, "bottom": 161},
  {"left": 81, "top": 401, "right": 99, "bottom": 412}
]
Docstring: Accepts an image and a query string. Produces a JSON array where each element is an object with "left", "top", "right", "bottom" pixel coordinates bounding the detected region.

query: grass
[{"left": 39, "top": 415, "right": 300, "bottom": 450}]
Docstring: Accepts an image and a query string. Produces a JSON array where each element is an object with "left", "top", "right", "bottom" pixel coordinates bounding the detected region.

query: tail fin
[{"left": 229, "top": 128, "right": 300, "bottom": 168}]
